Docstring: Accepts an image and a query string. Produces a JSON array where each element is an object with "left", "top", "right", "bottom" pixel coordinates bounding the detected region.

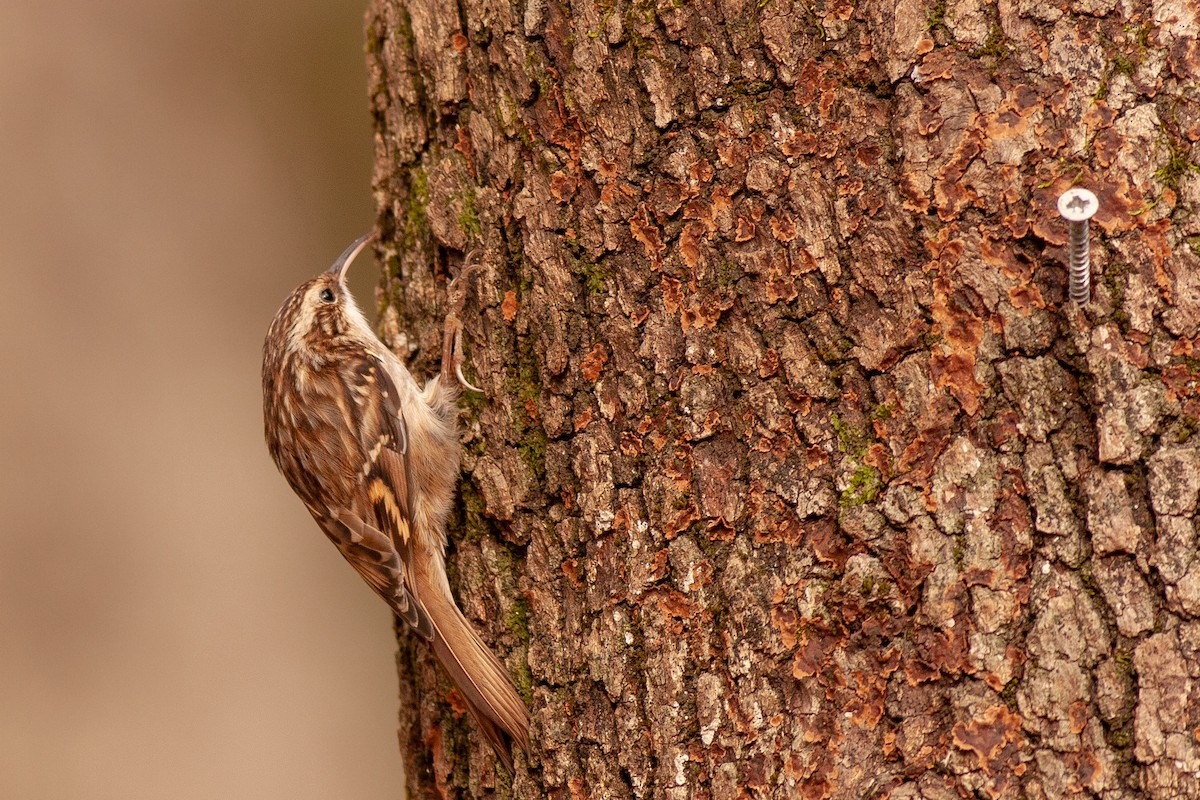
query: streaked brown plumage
[{"left": 262, "top": 233, "right": 529, "bottom": 770}]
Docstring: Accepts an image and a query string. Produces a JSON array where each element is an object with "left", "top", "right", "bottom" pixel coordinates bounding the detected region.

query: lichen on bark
[{"left": 366, "top": 0, "right": 1200, "bottom": 796}]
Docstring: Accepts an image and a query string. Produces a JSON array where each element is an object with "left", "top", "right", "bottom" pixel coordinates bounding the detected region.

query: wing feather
[
  {"left": 314, "top": 353, "right": 432, "bottom": 638},
  {"left": 322, "top": 509, "right": 430, "bottom": 637}
]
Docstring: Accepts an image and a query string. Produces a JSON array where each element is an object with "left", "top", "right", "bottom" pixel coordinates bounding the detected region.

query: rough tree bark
[{"left": 363, "top": 0, "right": 1200, "bottom": 796}]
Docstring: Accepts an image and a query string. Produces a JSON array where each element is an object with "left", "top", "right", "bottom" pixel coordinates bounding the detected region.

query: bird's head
[{"left": 265, "top": 233, "right": 377, "bottom": 364}]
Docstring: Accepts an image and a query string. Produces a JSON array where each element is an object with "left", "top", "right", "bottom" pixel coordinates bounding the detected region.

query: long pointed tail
[{"left": 414, "top": 566, "right": 530, "bottom": 771}]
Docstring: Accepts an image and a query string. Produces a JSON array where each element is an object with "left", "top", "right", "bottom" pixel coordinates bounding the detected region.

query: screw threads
[
  {"left": 1056, "top": 188, "right": 1099, "bottom": 308},
  {"left": 1067, "top": 219, "right": 1091, "bottom": 305}
]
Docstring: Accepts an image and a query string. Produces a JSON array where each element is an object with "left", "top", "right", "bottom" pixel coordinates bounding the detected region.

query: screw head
[{"left": 1057, "top": 188, "right": 1099, "bottom": 222}]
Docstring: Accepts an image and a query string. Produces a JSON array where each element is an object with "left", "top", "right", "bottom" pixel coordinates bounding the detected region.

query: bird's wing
[
  {"left": 320, "top": 353, "right": 431, "bottom": 638},
  {"left": 320, "top": 508, "right": 428, "bottom": 637}
]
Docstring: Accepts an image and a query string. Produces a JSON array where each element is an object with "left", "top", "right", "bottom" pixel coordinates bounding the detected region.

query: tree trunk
[{"left": 364, "top": 0, "right": 1200, "bottom": 796}]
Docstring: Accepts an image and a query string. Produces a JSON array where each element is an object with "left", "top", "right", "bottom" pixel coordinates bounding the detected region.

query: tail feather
[{"left": 415, "top": 567, "right": 530, "bottom": 770}]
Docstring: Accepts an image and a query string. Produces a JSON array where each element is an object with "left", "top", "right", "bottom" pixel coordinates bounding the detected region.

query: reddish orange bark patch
[
  {"left": 580, "top": 343, "right": 609, "bottom": 382},
  {"left": 500, "top": 289, "right": 518, "bottom": 321},
  {"left": 807, "top": 519, "right": 852, "bottom": 569},
  {"left": 1068, "top": 700, "right": 1089, "bottom": 735},
  {"left": 662, "top": 275, "right": 683, "bottom": 316},
  {"left": 657, "top": 590, "right": 695, "bottom": 624},
  {"left": 951, "top": 705, "right": 1023, "bottom": 773},
  {"left": 772, "top": 604, "right": 799, "bottom": 649},
  {"left": 561, "top": 558, "right": 583, "bottom": 588},
  {"left": 550, "top": 170, "right": 578, "bottom": 203},
  {"left": 735, "top": 216, "right": 756, "bottom": 241},
  {"left": 630, "top": 203, "right": 665, "bottom": 266},
  {"left": 792, "top": 631, "right": 837, "bottom": 679},
  {"left": 680, "top": 221, "right": 705, "bottom": 269},
  {"left": 897, "top": 427, "right": 951, "bottom": 483},
  {"left": 665, "top": 503, "right": 700, "bottom": 539}
]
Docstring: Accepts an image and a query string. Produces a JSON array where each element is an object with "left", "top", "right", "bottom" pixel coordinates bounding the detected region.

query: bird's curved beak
[{"left": 327, "top": 232, "right": 376, "bottom": 281}]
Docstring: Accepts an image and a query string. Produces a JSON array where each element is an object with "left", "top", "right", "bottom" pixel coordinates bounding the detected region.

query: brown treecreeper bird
[{"left": 262, "top": 233, "right": 529, "bottom": 770}]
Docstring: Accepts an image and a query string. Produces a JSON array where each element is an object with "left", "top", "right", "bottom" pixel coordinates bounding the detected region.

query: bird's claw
[
  {"left": 442, "top": 255, "right": 485, "bottom": 394},
  {"left": 456, "top": 362, "right": 483, "bottom": 394},
  {"left": 450, "top": 322, "right": 484, "bottom": 393}
]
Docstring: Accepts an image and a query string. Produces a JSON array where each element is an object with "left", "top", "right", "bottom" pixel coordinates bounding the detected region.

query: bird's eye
[{"left": 319, "top": 288, "right": 335, "bottom": 303}]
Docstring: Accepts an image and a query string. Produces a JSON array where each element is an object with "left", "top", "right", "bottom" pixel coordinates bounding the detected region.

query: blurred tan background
[{"left": 0, "top": 1, "right": 407, "bottom": 797}]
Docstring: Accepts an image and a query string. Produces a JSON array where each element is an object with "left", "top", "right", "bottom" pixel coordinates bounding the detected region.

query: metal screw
[{"left": 1057, "top": 188, "right": 1099, "bottom": 306}]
